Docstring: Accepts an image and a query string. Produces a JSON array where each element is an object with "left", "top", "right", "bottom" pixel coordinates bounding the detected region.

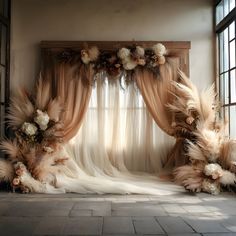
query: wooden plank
[{"left": 40, "top": 41, "right": 191, "bottom": 50}]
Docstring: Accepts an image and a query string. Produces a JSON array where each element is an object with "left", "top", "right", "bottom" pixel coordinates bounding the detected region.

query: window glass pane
[
  {"left": 229, "top": 0, "right": 235, "bottom": 11},
  {"left": 230, "top": 40, "right": 235, "bottom": 68},
  {"left": 216, "top": 0, "right": 224, "bottom": 24},
  {"left": 220, "top": 74, "right": 224, "bottom": 103},
  {"left": 230, "top": 69, "right": 236, "bottom": 102},
  {"left": 0, "top": 0, "right": 8, "bottom": 18},
  {"left": 224, "top": 27, "right": 229, "bottom": 72},
  {"left": 230, "top": 106, "right": 236, "bottom": 138},
  {"left": 0, "top": 23, "right": 7, "bottom": 65},
  {"left": 224, "top": 0, "right": 229, "bottom": 17},
  {"left": 224, "top": 72, "right": 229, "bottom": 104},
  {"left": 224, "top": 106, "right": 230, "bottom": 135},
  {"left": 0, "top": 65, "right": 5, "bottom": 103},
  {"left": 219, "top": 32, "right": 224, "bottom": 73},
  {"left": 229, "top": 21, "right": 235, "bottom": 40}
]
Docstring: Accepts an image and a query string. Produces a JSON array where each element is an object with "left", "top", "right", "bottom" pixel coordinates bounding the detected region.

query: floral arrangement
[
  {"left": 58, "top": 43, "right": 167, "bottom": 76},
  {"left": 0, "top": 80, "right": 68, "bottom": 193},
  {"left": 170, "top": 71, "right": 236, "bottom": 194}
]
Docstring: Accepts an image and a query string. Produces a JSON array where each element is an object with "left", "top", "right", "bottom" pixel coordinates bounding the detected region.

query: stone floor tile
[
  {"left": 133, "top": 216, "right": 164, "bottom": 234},
  {"left": 46, "top": 208, "right": 71, "bottom": 217},
  {"left": 63, "top": 217, "right": 103, "bottom": 235},
  {"left": 168, "top": 234, "right": 201, "bottom": 236},
  {"left": 162, "top": 203, "right": 187, "bottom": 214},
  {"left": 73, "top": 201, "right": 111, "bottom": 216},
  {"left": 222, "top": 216, "right": 236, "bottom": 232},
  {"left": 103, "top": 217, "right": 135, "bottom": 234},
  {"left": 203, "top": 234, "right": 236, "bottom": 236},
  {"left": 3, "top": 205, "right": 50, "bottom": 217},
  {"left": 181, "top": 205, "right": 210, "bottom": 213},
  {"left": 69, "top": 209, "right": 93, "bottom": 216},
  {"left": 156, "top": 216, "right": 194, "bottom": 234},
  {"left": 0, "top": 216, "right": 39, "bottom": 236},
  {"left": 183, "top": 218, "right": 230, "bottom": 233},
  {"left": 33, "top": 217, "right": 66, "bottom": 235},
  {"left": 112, "top": 202, "right": 167, "bottom": 216},
  {"left": 0, "top": 202, "right": 10, "bottom": 215}
]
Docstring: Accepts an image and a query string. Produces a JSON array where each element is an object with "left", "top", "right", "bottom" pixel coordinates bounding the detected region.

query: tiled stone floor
[{"left": 0, "top": 191, "right": 236, "bottom": 236}]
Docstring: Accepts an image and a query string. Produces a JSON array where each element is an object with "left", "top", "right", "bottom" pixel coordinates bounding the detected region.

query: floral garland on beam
[{"left": 57, "top": 43, "right": 167, "bottom": 77}]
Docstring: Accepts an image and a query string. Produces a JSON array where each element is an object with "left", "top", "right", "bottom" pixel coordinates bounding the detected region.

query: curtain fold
[
  {"left": 134, "top": 59, "right": 186, "bottom": 171},
  {"left": 57, "top": 64, "right": 93, "bottom": 141},
  {"left": 134, "top": 59, "right": 178, "bottom": 136},
  {"left": 41, "top": 53, "right": 93, "bottom": 142}
]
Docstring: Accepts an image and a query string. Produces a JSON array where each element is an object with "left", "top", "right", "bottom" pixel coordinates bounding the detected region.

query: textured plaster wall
[{"left": 11, "top": 0, "right": 214, "bottom": 91}]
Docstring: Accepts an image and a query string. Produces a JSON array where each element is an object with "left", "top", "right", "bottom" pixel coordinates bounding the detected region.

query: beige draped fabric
[
  {"left": 134, "top": 59, "right": 186, "bottom": 170},
  {"left": 134, "top": 59, "right": 178, "bottom": 135},
  {"left": 56, "top": 64, "right": 93, "bottom": 141},
  {"left": 41, "top": 52, "right": 93, "bottom": 142}
]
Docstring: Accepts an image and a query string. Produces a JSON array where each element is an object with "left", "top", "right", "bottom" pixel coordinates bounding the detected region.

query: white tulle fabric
[{"left": 62, "top": 73, "right": 183, "bottom": 195}]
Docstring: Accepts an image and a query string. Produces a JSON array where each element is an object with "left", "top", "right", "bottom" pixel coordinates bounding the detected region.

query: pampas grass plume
[{"left": 0, "top": 159, "right": 14, "bottom": 182}]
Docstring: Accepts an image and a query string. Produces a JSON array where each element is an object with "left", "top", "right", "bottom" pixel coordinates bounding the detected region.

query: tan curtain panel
[
  {"left": 134, "top": 59, "right": 186, "bottom": 170},
  {"left": 134, "top": 59, "right": 178, "bottom": 136},
  {"left": 41, "top": 51, "right": 93, "bottom": 142},
  {"left": 56, "top": 64, "right": 93, "bottom": 141}
]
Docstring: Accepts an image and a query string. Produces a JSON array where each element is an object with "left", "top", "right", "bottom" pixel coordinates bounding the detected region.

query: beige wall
[{"left": 11, "top": 0, "right": 214, "bottom": 91}]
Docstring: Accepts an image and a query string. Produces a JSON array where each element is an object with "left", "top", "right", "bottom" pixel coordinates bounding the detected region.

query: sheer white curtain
[
  {"left": 70, "top": 73, "right": 174, "bottom": 174},
  {"left": 64, "top": 73, "right": 182, "bottom": 194}
]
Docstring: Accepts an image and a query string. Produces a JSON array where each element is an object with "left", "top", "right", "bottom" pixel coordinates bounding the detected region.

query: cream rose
[
  {"left": 21, "top": 122, "right": 38, "bottom": 136},
  {"left": 34, "top": 109, "right": 50, "bottom": 130}
]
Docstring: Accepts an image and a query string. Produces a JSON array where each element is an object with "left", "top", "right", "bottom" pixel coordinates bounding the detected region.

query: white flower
[
  {"left": 21, "top": 122, "right": 38, "bottom": 136},
  {"left": 152, "top": 43, "right": 166, "bottom": 56},
  {"left": 204, "top": 163, "right": 223, "bottom": 179},
  {"left": 117, "top": 48, "right": 130, "bottom": 60},
  {"left": 123, "top": 60, "right": 137, "bottom": 70},
  {"left": 219, "top": 170, "right": 236, "bottom": 185},
  {"left": 34, "top": 109, "right": 50, "bottom": 130},
  {"left": 202, "top": 179, "right": 220, "bottom": 195},
  {"left": 43, "top": 146, "right": 54, "bottom": 153},
  {"left": 135, "top": 46, "right": 145, "bottom": 57}
]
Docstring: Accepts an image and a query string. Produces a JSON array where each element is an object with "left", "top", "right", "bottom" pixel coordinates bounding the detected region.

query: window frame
[
  {"left": 0, "top": 0, "right": 11, "bottom": 138},
  {"left": 215, "top": 0, "right": 236, "bottom": 137}
]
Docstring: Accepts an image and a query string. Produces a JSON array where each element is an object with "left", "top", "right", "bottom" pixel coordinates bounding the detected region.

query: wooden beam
[{"left": 40, "top": 41, "right": 191, "bottom": 50}]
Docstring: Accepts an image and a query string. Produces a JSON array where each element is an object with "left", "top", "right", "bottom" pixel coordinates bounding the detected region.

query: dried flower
[
  {"left": 34, "top": 109, "right": 50, "bottom": 130},
  {"left": 117, "top": 48, "right": 130, "bottom": 60},
  {"left": 12, "top": 177, "right": 20, "bottom": 186},
  {"left": 152, "top": 43, "right": 166, "bottom": 56},
  {"left": 204, "top": 163, "right": 223, "bottom": 180},
  {"left": 81, "top": 50, "right": 90, "bottom": 64},
  {"left": 202, "top": 179, "right": 220, "bottom": 195},
  {"left": 43, "top": 146, "right": 54, "bottom": 153},
  {"left": 88, "top": 47, "right": 99, "bottom": 61},
  {"left": 14, "top": 162, "right": 25, "bottom": 170},
  {"left": 158, "top": 55, "right": 166, "bottom": 65},
  {"left": 135, "top": 46, "right": 145, "bottom": 57},
  {"left": 16, "top": 168, "right": 23, "bottom": 176},
  {"left": 21, "top": 122, "right": 38, "bottom": 136},
  {"left": 137, "top": 58, "right": 146, "bottom": 66},
  {"left": 123, "top": 60, "right": 137, "bottom": 70},
  {"left": 81, "top": 47, "right": 100, "bottom": 64},
  {"left": 185, "top": 116, "right": 195, "bottom": 125}
]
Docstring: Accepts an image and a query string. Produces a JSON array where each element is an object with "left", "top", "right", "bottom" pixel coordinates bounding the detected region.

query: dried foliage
[{"left": 171, "top": 71, "right": 236, "bottom": 194}]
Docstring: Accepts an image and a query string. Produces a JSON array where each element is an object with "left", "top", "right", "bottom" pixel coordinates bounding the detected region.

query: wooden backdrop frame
[{"left": 40, "top": 41, "right": 191, "bottom": 75}]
